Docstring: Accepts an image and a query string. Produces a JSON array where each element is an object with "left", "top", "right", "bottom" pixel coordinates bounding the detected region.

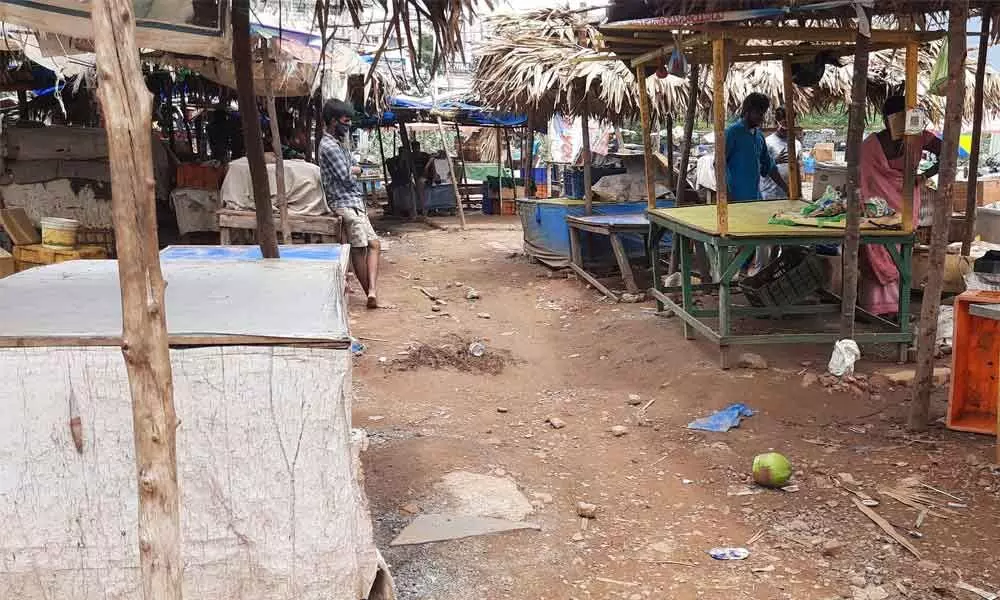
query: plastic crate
[
  {"left": 738, "top": 247, "right": 823, "bottom": 307},
  {"left": 947, "top": 291, "right": 1000, "bottom": 435}
]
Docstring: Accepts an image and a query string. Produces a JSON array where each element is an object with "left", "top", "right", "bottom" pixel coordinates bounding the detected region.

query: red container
[{"left": 947, "top": 290, "right": 1000, "bottom": 435}]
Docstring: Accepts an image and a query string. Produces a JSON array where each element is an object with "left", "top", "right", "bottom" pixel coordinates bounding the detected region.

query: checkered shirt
[{"left": 319, "top": 132, "right": 364, "bottom": 211}]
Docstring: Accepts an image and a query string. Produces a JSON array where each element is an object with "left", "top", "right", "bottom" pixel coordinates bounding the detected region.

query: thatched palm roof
[{"left": 473, "top": 7, "right": 1000, "bottom": 125}]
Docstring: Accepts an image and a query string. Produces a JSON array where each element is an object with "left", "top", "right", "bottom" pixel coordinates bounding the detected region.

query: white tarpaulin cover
[
  {"left": 0, "top": 0, "right": 229, "bottom": 58},
  {"left": 0, "top": 259, "right": 393, "bottom": 599}
]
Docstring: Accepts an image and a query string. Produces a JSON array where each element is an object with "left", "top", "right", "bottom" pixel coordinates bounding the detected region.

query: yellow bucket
[{"left": 41, "top": 217, "right": 80, "bottom": 250}]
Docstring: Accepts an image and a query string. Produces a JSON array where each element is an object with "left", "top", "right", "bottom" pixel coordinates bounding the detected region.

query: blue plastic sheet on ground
[{"left": 686, "top": 403, "right": 755, "bottom": 432}]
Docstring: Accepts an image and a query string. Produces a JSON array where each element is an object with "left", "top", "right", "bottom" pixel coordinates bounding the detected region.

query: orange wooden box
[
  {"left": 947, "top": 290, "right": 1000, "bottom": 435},
  {"left": 176, "top": 163, "right": 225, "bottom": 190}
]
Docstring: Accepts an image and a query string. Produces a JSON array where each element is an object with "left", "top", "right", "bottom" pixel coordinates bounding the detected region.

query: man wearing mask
[
  {"left": 320, "top": 99, "right": 381, "bottom": 309},
  {"left": 759, "top": 106, "right": 798, "bottom": 200}
]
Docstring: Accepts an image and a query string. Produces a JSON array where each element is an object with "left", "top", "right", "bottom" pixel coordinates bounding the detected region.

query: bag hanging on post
[{"left": 929, "top": 38, "right": 949, "bottom": 97}]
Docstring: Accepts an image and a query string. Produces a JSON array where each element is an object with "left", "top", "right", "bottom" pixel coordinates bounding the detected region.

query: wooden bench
[
  {"left": 217, "top": 209, "right": 342, "bottom": 244},
  {"left": 566, "top": 213, "right": 654, "bottom": 302}
]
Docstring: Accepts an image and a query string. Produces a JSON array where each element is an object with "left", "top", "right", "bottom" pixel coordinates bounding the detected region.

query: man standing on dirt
[{"left": 320, "top": 99, "right": 381, "bottom": 308}]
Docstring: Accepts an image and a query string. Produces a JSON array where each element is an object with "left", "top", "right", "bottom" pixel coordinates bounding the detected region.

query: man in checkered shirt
[{"left": 320, "top": 99, "right": 381, "bottom": 309}]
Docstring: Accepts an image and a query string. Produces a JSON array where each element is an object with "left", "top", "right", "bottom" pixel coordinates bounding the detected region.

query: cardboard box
[
  {"left": 952, "top": 177, "right": 1000, "bottom": 213},
  {"left": 812, "top": 143, "right": 835, "bottom": 162},
  {"left": 811, "top": 162, "right": 848, "bottom": 200}
]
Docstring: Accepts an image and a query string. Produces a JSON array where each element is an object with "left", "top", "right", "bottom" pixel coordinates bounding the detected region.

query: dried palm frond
[
  {"left": 322, "top": 0, "right": 491, "bottom": 83},
  {"left": 878, "top": 477, "right": 961, "bottom": 519}
]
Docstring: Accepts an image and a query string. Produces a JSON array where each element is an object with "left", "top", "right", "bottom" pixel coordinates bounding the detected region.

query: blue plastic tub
[{"left": 517, "top": 198, "right": 674, "bottom": 268}]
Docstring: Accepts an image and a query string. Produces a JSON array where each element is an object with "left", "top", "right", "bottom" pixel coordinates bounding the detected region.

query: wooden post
[
  {"left": 636, "top": 65, "right": 656, "bottom": 210},
  {"left": 91, "top": 0, "right": 181, "bottom": 597},
  {"left": 454, "top": 122, "right": 471, "bottom": 206},
  {"left": 581, "top": 112, "right": 594, "bottom": 215},
  {"left": 840, "top": 18, "right": 870, "bottom": 337},
  {"left": 437, "top": 116, "right": 466, "bottom": 229},
  {"left": 376, "top": 124, "right": 389, "bottom": 184},
  {"left": 525, "top": 112, "right": 536, "bottom": 195},
  {"left": 676, "top": 63, "right": 700, "bottom": 204},
  {"left": 665, "top": 113, "right": 675, "bottom": 191},
  {"left": 398, "top": 122, "right": 419, "bottom": 218},
  {"left": 781, "top": 58, "right": 801, "bottom": 201},
  {"left": 902, "top": 42, "right": 919, "bottom": 234},
  {"left": 912, "top": 2, "right": 968, "bottom": 430},
  {"left": 712, "top": 37, "right": 729, "bottom": 235},
  {"left": 964, "top": 6, "right": 992, "bottom": 255},
  {"left": 264, "top": 42, "right": 290, "bottom": 245},
  {"left": 232, "top": 0, "right": 278, "bottom": 257}
]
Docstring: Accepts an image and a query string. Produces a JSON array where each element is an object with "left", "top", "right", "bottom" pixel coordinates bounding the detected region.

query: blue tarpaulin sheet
[
  {"left": 160, "top": 244, "right": 346, "bottom": 262},
  {"left": 687, "top": 403, "right": 756, "bottom": 432},
  {"left": 364, "top": 96, "right": 527, "bottom": 128}
]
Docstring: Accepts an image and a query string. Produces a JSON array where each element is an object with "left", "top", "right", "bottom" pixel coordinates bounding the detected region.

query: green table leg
[
  {"left": 896, "top": 242, "right": 913, "bottom": 363},
  {"left": 649, "top": 224, "right": 666, "bottom": 313},
  {"left": 680, "top": 235, "right": 694, "bottom": 340},
  {"left": 717, "top": 245, "right": 756, "bottom": 369}
]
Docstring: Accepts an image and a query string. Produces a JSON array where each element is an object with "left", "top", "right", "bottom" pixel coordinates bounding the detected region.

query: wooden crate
[
  {"left": 952, "top": 178, "right": 1000, "bottom": 213},
  {"left": 13, "top": 244, "right": 108, "bottom": 272},
  {"left": 0, "top": 248, "right": 13, "bottom": 279}
]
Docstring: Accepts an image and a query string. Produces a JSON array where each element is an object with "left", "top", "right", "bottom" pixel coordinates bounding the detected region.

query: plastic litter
[
  {"left": 708, "top": 547, "right": 750, "bottom": 560},
  {"left": 468, "top": 342, "right": 486, "bottom": 357},
  {"left": 686, "top": 403, "right": 755, "bottom": 433},
  {"left": 828, "top": 339, "right": 861, "bottom": 377},
  {"left": 350, "top": 338, "right": 366, "bottom": 356}
]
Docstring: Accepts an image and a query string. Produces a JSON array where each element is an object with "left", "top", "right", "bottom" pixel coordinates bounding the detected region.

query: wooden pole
[
  {"left": 964, "top": 6, "right": 993, "bottom": 255},
  {"left": 912, "top": 2, "right": 968, "bottom": 430},
  {"left": 839, "top": 18, "right": 870, "bottom": 337},
  {"left": 665, "top": 113, "right": 676, "bottom": 191},
  {"left": 712, "top": 37, "right": 729, "bottom": 235},
  {"left": 232, "top": 0, "right": 279, "bottom": 257},
  {"left": 263, "top": 42, "right": 290, "bottom": 245},
  {"left": 636, "top": 65, "right": 656, "bottom": 210},
  {"left": 676, "top": 63, "right": 700, "bottom": 205},
  {"left": 376, "top": 125, "right": 389, "bottom": 184},
  {"left": 454, "top": 122, "right": 471, "bottom": 206},
  {"left": 902, "top": 41, "right": 919, "bottom": 234},
  {"left": 781, "top": 58, "right": 801, "bottom": 202},
  {"left": 91, "top": 0, "right": 181, "bottom": 597},
  {"left": 526, "top": 112, "right": 536, "bottom": 195},
  {"left": 398, "top": 122, "right": 419, "bottom": 218},
  {"left": 581, "top": 112, "right": 594, "bottom": 215},
  {"left": 437, "top": 117, "right": 466, "bottom": 229}
]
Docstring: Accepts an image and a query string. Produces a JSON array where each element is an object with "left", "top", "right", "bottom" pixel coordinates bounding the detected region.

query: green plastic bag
[{"left": 929, "top": 38, "right": 949, "bottom": 97}]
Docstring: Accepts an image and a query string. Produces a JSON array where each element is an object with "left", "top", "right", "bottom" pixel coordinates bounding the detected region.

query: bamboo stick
[
  {"left": 636, "top": 65, "right": 656, "bottom": 210},
  {"left": 781, "top": 59, "right": 800, "bottom": 202},
  {"left": 676, "top": 64, "right": 700, "bottom": 205},
  {"left": 902, "top": 41, "right": 919, "bottom": 234},
  {"left": 91, "top": 0, "right": 181, "bottom": 596},
  {"left": 839, "top": 19, "right": 870, "bottom": 337},
  {"left": 912, "top": 1, "right": 968, "bottom": 430},
  {"left": 263, "top": 42, "right": 290, "bottom": 244},
  {"left": 712, "top": 37, "right": 729, "bottom": 236},
  {"left": 437, "top": 117, "right": 465, "bottom": 229},
  {"left": 964, "top": 6, "right": 992, "bottom": 256},
  {"left": 665, "top": 113, "right": 675, "bottom": 191}
]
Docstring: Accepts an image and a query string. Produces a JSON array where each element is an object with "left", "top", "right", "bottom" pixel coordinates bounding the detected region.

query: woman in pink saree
[{"left": 859, "top": 96, "right": 941, "bottom": 317}]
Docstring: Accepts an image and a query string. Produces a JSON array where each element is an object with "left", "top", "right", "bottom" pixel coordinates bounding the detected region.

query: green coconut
[{"left": 752, "top": 452, "right": 792, "bottom": 488}]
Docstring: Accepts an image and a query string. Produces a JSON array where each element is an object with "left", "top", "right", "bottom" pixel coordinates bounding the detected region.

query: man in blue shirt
[{"left": 725, "top": 93, "right": 788, "bottom": 202}]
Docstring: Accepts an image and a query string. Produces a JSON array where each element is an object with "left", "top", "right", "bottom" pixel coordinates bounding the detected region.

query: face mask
[
  {"left": 887, "top": 113, "right": 905, "bottom": 141},
  {"left": 334, "top": 123, "right": 351, "bottom": 138}
]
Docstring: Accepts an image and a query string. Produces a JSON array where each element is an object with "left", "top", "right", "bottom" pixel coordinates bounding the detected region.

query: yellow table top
[{"left": 648, "top": 200, "right": 913, "bottom": 239}]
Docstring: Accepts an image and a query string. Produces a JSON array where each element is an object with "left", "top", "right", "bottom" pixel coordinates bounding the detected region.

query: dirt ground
[{"left": 349, "top": 216, "right": 999, "bottom": 600}]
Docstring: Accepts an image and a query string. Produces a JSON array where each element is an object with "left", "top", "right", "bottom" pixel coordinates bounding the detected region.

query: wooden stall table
[
  {"left": 647, "top": 200, "right": 915, "bottom": 368},
  {"left": 217, "top": 209, "right": 341, "bottom": 245},
  {"left": 567, "top": 213, "right": 653, "bottom": 301}
]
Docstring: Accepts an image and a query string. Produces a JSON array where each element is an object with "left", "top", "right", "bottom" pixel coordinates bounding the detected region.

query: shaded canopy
[{"left": 473, "top": 5, "right": 1000, "bottom": 127}]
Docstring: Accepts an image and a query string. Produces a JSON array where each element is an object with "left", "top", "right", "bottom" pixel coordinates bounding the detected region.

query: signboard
[{"left": 0, "top": 0, "right": 229, "bottom": 58}]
